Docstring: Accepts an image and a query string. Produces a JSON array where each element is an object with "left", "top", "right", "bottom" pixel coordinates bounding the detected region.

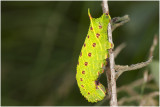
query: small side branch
[
  {"left": 115, "top": 57, "right": 152, "bottom": 80},
  {"left": 111, "top": 15, "right": 130, "bottom": 32},
  {"left": 118, "top": 91, "right": 159, "bottom": 106},
  {"left": 115, "top": 34, "right": 158, "bottom": 80},
  {"left": 149, "top": 35, "right": 158, "bottom": 57}
]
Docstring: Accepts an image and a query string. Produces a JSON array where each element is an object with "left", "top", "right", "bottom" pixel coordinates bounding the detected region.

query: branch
[
  {"left": 95, "top": 73, "right": 153, "bottom": 106},
  {"left": 118, "top": 91, "right": 159, "bottom": 106},
  {"left": 117, "top": 74, "right": 153, "bottom": 94},
  {"left": 102, "top": 0, "right": 118, "bottom": 106},
  {"left": 115, "top": 57, "right": 152, "bottom": 80},
  {"left": 118, "top": 73, "right": 157, "bottom": 106},
  {"left": 111, "top": 15, "right": 130, "bottom": 32},
  {"left": 149, "top": 35, "right": 158, "bottom": 57},
  {"left": 115, "top": 34, "right": 158, "bottom": 80},
  {"left": 102, "top": 0, "right": 109, "bottom": 13}
]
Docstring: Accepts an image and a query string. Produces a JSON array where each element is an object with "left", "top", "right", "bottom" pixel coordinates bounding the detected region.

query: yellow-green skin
[{"left": 76, "top": 9, "right": 112, "bottom": 103}]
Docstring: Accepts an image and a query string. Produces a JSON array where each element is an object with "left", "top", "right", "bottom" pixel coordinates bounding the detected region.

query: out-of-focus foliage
[
  {"left": 150, "top": 61, "right": 159, "bottom": 86},
  {"left": 2, "top": 1, "right": 159, "bottom": 106}
]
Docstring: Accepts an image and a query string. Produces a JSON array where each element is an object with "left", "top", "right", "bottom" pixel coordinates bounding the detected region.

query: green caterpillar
[{"left": 76, "top": 9, "right": 112, "bottom": 103}]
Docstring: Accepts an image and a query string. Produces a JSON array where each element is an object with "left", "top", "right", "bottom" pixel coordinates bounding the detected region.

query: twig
[
  {"left": 102, "top": 0, "right": 109, "bottom": 13},
  {"left": 115, "top": 57, "right": 152, "bottom": 80},
  {"left": 140, "top": 91, "right": 159, "bottom": 106},
  {"left": 118, "top": 95, "right": 141, "bottom": 105},
  {"left": 102, "top": 0, "right": 118, "bottom": 106},
  {"left": 147, "top": 91, "right": 160, "bottom": 98},
  {"left": 116, "top": 39, "right": 158, "bottom": 106},
  {"left": 111, "top": 15, "right": 130, "bottom": 32},
  {"left": 140, "top": 70, "right": 149, "bottom": 95},
  {"left": 118, "top": 91, "right": 159, "bottom": 106},
  {"left": 114, "top": 43, "right": 126, "bottom": 58},
  {"left": 101, "top": 1, "right": 157, "bottom": 106},
  {"left": 115, "top": 34, "right": 158, "bottom": 80},
  {"left": 145, "top": 83, "right": 159, "bottom": 90},
  {"left": 149, "top": 35, "right": 158, "bottom": 57},
  {"left": 117, "top": 73, "right": 152, "bottom": 98},
  {"left": 117, "top": 74, "right": 153, "bottom": 93},
  {"left": 95, "top": 74, "right": 153, "bottom": 106}
]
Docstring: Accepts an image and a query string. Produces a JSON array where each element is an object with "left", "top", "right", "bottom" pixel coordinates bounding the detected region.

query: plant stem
[{"left": 102, "top": 0, "right": 118, "bottom": 106}]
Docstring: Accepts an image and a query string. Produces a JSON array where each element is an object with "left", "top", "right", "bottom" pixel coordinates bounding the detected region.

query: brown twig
[
  {"left": 101, "top": 1, "right": 157, "bottom": 106},
  {"left": 140, "top": 91, "right": 159, "bottom": 106},
  {"left": 116, "top": 35, "right": 158, "bottom": 105},
  {"left": 95, "top": 73, "right": 154, "bottom": 106},
  {"left": 111, "top": 15, "right": 130, "bottom": 32},
  {"left": 102, "top": 0, "right": 118, "bottom": 106},
  {"left": 102, "top": 0, "right": 109, "bottom": 13},
  {"left": 149, "top": 35, "right": 158, "bottom": 57},
  {"left": 115, "top": 34, "right": 158, "bottom": 80},
  {"left": 117, "top": 74, "right": 153, "bottom": 93},
  {"left": 115, "top": 57, "right": 152, "bottom": 80},
  {"left": 118, "top": 73, "right": 156, "bottom": 106},
  {"left": 118, "top": 91, "right": 159, "bottom": 106}
]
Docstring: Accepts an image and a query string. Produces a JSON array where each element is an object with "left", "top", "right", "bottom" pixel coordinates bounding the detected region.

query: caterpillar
[{"left": 76, "top": 9, "right": 113, "bottom": 103}]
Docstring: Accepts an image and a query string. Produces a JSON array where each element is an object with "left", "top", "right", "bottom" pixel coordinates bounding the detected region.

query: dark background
[{"left": 2, "top": 1, "right": 159, "bottom": 106}]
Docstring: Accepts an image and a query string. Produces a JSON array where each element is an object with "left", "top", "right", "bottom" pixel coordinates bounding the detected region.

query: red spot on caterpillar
[
  {"left": 101, "top": 63, "right": 104, "bottom": 68},
  {"left": 88, "top": 53, "right": 91, "bottom": 57},
  {"left": 96, "top": 33, "right": 100, "bottom": 38},
  {"left": 106, "top": 12, "right": 109, "bottom": 15},
  {"left": 80, "top": 78, "right": 83, "bottom": 81},
  {"left": 90, "top": 27, "right": 93, "bottom": 30},
  {"left": 87, "top": 35, "right": 89, "bottom": 38},
  {"left": 92, "top": 43, "right": 96, "bottom": 47},
  {"left": 98, "top": 72, "right": 100, "bottom": 75},
  {"left": 82, "top": 71, "right": 85, "bottom": 74},
  {"left": 99, "top": 26, "right": 102, "bottom": 29},
  {"left": 88, "top": 92, "right": 90, "bottom": 95},
  {"left": 81, "top": 85, "right": 84, "bottom": 87},
  {"left": 84, "top": 62, "right": 88, "bottom": 66},
  {"left": 111, "top": 43, "right": 114, "bottom": 48},
  {"left": 80, "top": 52, "right": 82, "bottom": 57},
  {"left": 102, "top": 69, "right": 104, "bottom": 73},
  {"left": 95, "top": 80, "right": 99, "bottom": 86},
  {"left": 84, "top": 43, "right": 86, "bottom": 47}
]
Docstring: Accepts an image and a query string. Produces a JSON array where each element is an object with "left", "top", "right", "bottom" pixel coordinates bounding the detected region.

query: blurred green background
[{"left": 2, "top": 1, "right": 159, "bottom": 106}]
